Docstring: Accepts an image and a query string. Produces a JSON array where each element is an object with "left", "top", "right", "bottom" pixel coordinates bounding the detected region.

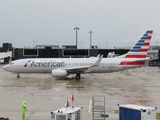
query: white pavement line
[
  {"left": 9, "top": 113, "right": 50, "bottom": 119},
  {"left": 109, "top": 114, "right": 118, "bottom": 118},
  {"left": 29, "top": 113, "right": 49, "bottom": 116},
  {"left": 9, "top": 117, "right": 19, "bottom": 119},
  {"left": 88, "top": 99, "right": 92, "bottom": 113}
]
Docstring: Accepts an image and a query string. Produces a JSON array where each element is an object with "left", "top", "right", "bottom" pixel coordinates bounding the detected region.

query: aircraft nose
[{"left": 3, "top": 64, "right": 10, "bottom": 71}]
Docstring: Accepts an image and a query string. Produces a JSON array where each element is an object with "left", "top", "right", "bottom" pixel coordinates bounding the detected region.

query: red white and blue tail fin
[{"left": 124, "top": 30, "right": 153, "bottom": 58}]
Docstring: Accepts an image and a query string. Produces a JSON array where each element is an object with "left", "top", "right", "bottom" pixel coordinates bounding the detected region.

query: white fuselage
[{"left": 3, "top": 57, "right": 142, "bottom": 74}]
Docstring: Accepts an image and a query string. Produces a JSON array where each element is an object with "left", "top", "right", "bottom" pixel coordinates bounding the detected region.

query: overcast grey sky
[{"left": 0, "top": 0, "right": 160, "bottom": 48}]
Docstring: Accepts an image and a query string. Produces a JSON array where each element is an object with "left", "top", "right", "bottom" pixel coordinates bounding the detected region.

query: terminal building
[{"left": 0, "top": 43, "right": 160, "bottom": 66}]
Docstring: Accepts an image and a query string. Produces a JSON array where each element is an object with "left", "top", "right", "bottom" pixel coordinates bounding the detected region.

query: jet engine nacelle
[{"left": 52, "top": 69, "right": 68, "bottom": 77}]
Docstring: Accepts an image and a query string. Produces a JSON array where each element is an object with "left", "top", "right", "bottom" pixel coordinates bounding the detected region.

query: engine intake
[{"left": 52, "top": 69, "right": 68, "bottom": 77}]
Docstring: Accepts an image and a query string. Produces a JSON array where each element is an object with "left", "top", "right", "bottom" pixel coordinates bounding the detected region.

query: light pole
[
  {"left": 154, "top": 41, "right": 158, "bottom": 46},
  {"left": 80, "top": 41, "right": 83, "bottom": 48},
  {"left": 33, "top": 41, "right": 36, "bottom": 48},
  {"left": 106, "top": 41, "right": 108, "bottom": 49},
  {"left": 89, "top": 31, "right": 93, "bottom": 49},
  {"left": 74, "top": 27, "right": 80, "bottom": 57},
  {"left": 56, "top": 41, "right": 60, "bottom": 48}
]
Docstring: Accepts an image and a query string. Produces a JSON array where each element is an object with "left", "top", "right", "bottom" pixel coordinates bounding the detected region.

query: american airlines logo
[
  {"left": 23, "top": 60, "right": 32, "bottom": 67},
  {"left": 30, "top": 61, "right": 65, "bottom": 67}
]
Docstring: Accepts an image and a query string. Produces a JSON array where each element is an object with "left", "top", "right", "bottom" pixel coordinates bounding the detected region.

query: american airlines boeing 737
[{"left": 3, "top": 30, "right": 153, "bottom": 79}]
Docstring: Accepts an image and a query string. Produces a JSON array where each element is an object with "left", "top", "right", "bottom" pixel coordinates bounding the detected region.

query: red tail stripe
[
  {"left": 142, "top": 43, "right": 150, "bottom": 46},
  {"left": 149, "top": 30, "right": 153, "bottom": 34},
  {"left": 146, "top": 36, "right": 151, "bottom": 39},
  {"left": 125, "top": 55, "right": 146, "bottom": 58},
  {"left": 139, "top": 49, "right": 148, "bottom": 52},
  {"left": 119, "top": 61, "right": 145, "bottom": 65}
]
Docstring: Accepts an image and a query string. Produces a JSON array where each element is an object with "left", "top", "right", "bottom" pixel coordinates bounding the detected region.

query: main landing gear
[
  {"left": 17, "top": 74, "right": 20, "bottom": 79},
  {"left": 75, "top": 73, "right": 81, "bottom": 80}
]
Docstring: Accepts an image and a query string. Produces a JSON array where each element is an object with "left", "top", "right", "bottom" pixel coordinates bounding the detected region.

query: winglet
[
  {"left": 97, "top": 54, "right": 100, "bottom": 58},
  {"left": 91, "top": 55, "right": 103, "bottom": 67}
]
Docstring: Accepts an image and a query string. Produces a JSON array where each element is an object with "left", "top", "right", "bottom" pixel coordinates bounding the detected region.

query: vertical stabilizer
[{"left": 125, "top": 30, "right": 153, "bottom": 58}]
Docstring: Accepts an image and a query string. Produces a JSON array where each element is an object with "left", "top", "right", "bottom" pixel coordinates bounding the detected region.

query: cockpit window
[{"left": 9, "top": 62, "right": 14, "bottom": 65}]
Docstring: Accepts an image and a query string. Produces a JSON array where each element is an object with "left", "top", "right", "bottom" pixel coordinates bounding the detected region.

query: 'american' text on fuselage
[{"left": 30, "top": 61, "right": 65, "bottom": 67}]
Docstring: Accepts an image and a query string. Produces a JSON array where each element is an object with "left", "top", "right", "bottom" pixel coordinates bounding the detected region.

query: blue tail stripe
[
  {"left": 138, "top": 39, "right": 145, "bottom": 42},
  {"left": 136, "top": 42, "right": 144, "bottom": 45},
  {"left": 133, "top": 46, "right": 141, "bottom": 48},
  {"left": 136, "top": 43, "right": 143, "bottom": 45},
  {"left": 146, "top": 31, "right": 151, "bottom": 33},
  {"left": 143, "top": 34, "right": 148, "bottom": 36},
  {"left": 141, "top": 37, "right": 148, "bottom": 39},
  {"left": 132, "top": 47, "right": 141, "bottom": 49},
  {"left": 131, "top": 49, "right": 139, "bottom": 52},
  {"left": 132, "top": 47, "right": 140, "bottom": 50}
]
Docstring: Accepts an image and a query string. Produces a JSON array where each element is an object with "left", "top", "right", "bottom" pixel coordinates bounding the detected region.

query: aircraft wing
[{"left": 66, "top": 55, "right": 103, "bottom": 73}]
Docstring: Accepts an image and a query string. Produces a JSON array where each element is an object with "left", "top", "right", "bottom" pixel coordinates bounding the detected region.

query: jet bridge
[{"left": 0, "top": 51, "right": 12, "bottom": 63}]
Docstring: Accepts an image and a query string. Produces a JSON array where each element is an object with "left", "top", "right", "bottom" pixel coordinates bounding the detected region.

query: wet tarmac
[{"left": 0, "top": 65, "right": 160, "bottom": 120}]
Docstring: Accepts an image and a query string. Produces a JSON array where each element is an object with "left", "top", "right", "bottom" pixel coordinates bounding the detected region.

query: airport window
[{"left": 23, "top": 49, "right": 38, "bottom": 56}]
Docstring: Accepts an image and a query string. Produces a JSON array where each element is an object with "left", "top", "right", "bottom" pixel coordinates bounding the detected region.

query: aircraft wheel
[
  {"left": 17, "top": 74, "right": 20, "bottom": 79},
  {"left": 75, "top": 74, "right": 81, "bottom": 80}
]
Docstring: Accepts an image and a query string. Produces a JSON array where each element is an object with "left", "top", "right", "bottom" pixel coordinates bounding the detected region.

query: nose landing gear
[{"left": 17, "top": 74, "right": 20, "bottom": 79}]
